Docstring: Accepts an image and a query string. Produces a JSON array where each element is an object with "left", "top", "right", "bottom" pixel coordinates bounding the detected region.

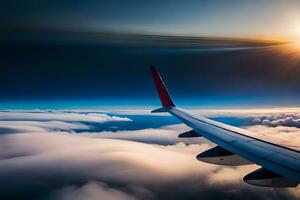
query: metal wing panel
[
  {"left": 266, "top": 153, "right": 300, "bottom": 172},
  {"left": 168, "top": 107, "right": 300, "bottom": 182},
  {"left": 149, "top": 65, "right": 300, "bottom": 182}
]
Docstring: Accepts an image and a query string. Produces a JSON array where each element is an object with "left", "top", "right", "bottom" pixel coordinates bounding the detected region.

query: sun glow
[
  {"left": 284, "top": 23, "right": 300, "bottom": 48},
  {"left": 288, "top": 22, "right": 300, "bottom": 41}
]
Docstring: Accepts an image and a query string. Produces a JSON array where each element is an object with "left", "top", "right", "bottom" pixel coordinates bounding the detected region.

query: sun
[{"left": 290, "top": 23, "right": 300, "bottom": 42}]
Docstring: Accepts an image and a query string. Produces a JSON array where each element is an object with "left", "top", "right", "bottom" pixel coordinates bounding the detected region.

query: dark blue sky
[
  {"left": 1, "top": 1, "right": 300, "bottom": 109},
  {"left": 1, "top": 42, "right": 300, "bottom": 109}
]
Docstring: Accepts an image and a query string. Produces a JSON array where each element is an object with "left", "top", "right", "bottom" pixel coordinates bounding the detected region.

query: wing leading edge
[{"left": 150, "top": 65, "right": 300, "bottom": 187}]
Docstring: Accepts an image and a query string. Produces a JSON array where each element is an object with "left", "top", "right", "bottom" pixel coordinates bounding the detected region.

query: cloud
[
  {"left": 0, "top": 110, "right": 131, "bottom": 133},
  {"left": 0, "top": 130, "right": 297, "bottom": 199},
  {"left": 0, "top": 131, "right": 215, "bottom": 199},
  {"left": 51, "top": 182, "right": 138, "bottom": 200},
  {"left": 0, "top": 110, "right": 131, "bottom": 123},
  {"left": 248, "top": 113, "right": 300, "bottom": 128},
  {"left": 241, "top": 112, "right": 300, "bottom": 149},
  {"left": 188, "top": 108, "right": 300, "bottom": 129},
  {"left": 0, "top": 120, "right": 90, "bottom": 133},
  {"left": 83, "top": 124, "right": 205, "bottom": 145},
  {"left": 0, "top": 109, "right": 299, "bottom": 200}
]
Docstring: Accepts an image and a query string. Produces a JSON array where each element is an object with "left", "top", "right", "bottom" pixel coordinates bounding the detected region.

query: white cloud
[
  {"left": 84, "top": 124, "right": 206, "bottom": 145},
  {"left": 0, "top": 130, "right": 297, "bottom": 199},
  {"left": 0, "top": 121, "right": 90, "bottom": 132},
  {"left": 0, "top": 110, "right": 131, "bottom": 123},
  {"left": 248, "top": 113, "right": 300, "bottom": 128},
  {"left": 0, "top": 109, "right": 299, "bottom": 199}
]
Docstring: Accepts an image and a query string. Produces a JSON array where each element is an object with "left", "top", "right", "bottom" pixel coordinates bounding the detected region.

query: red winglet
[{"left": 150, "top": 65, "right": 175, "bottom": 108}]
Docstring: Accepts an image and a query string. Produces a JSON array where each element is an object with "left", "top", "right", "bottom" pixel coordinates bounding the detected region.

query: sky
[
  {"left": 2, "top": 43, "right": 300, "bottom": 109},
  {"left": 2, "top": 1, "right": 300, "bottom": 109},
  {"left": 2, "top": 0, "right": 300, "bottom": 40},
  {"left": 1, "top": 2, "right": 300, "bottom": 199}
]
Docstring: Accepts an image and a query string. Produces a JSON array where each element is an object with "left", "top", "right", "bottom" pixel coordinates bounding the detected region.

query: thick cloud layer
[
  {"left": 248, "top": 113, "right": 300, "bottom": 128},
  {"left": 51, "top": 182, "right": 138, "bottom": 200},
  {"left": 0, "top": 110, "right": 299, "bottom": 200}
]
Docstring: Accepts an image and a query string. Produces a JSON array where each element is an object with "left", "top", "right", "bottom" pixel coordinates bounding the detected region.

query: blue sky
[
  {"left": 2, "top": 43, "right": 300, "bottom": 109},
  {"left": 2, "top": 1, "right": 300, "bottom": 109},
  {"left": 2, "top": 0, "right": 300, "bottom": 39}
]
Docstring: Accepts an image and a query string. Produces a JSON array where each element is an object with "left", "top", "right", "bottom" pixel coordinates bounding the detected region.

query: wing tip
[{"left": 149, "top": 65, "right": 175, "bottom": 108}]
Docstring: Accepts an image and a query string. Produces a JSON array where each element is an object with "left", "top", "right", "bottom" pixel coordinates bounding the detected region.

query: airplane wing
[{"left": 149, "top": 65, "right": 300, "bottom": 187}]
